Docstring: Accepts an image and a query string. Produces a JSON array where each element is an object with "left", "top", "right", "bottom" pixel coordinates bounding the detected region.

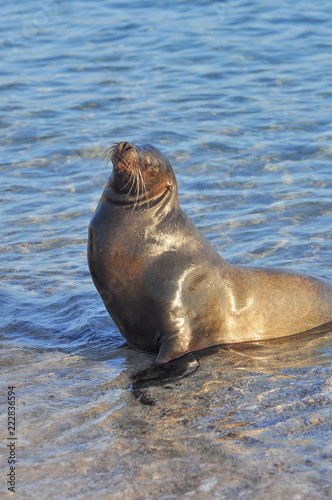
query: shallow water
[{"left": 1, "top": 0, "right": 332, "bottom": 498}]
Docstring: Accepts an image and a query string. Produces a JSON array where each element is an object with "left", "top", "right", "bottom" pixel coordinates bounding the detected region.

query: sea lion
[{"left": 88, "top": 141, "right": 332, "bottom": 364}]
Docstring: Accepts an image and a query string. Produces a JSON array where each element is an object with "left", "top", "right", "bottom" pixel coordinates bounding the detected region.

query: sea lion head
[{"left": 106, "top": 142, "right": 177, "bottom": 206}]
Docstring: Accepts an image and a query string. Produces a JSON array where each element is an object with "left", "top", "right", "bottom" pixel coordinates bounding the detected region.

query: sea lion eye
[{"left": 145, "top": 156, "right": 159, "bottom": 171}]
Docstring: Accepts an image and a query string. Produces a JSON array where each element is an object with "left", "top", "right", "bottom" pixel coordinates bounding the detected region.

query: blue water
[{"left": 1, "top": 1, "right": 332, "bottom": 498}]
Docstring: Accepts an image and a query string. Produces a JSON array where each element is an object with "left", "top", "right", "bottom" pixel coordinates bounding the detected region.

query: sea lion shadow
[{"left": 130, "top": 321, "right": 332, "bottom": 405}]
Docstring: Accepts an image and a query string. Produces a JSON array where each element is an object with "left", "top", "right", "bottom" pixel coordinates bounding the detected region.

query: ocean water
[{"left": 1, "top": 0, "right": 332, "bottom": 498}]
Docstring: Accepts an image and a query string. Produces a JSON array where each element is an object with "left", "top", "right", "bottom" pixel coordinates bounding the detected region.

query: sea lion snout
[
  {"left": 120, "top": 141, "right": 132, "bottom": 151},
  {"left": 111, "top": 141, "right": 137, "bottom": 165},
  {"left": 118, "top": 141, "right": 134, "bottom": 155}
]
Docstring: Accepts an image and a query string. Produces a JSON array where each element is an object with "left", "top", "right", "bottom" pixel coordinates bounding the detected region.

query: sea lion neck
[{"left": 103, "top": 182, "right": 178, "bottom": 214}]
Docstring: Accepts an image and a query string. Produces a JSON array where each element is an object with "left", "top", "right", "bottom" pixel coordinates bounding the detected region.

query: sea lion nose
[{"left": 119, "top": 141, "right": 133, "bottom": 154}]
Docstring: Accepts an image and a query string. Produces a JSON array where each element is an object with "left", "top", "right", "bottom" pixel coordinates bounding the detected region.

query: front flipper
[
  {"left": 155, "top": 331, "right": 192, "bottom": 364},
  {"left": 131, "top": 351, "right": 201, "bottom": 405}
]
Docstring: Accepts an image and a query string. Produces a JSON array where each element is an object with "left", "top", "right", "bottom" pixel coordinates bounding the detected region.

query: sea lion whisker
[
  {"left": 102, "top": 144, "right": 117, "bottom": 166},
  {"left": 132, "top": 170, "right": 140, "bottom": 213},
  {"left": 122, "top": 169, "right": 135, "bottom": 192},
  {"left": 128, "top": 173, "right": 137, "bottom": 198},
  {"left": 137, "top": 167, "right": 149, "bottom": 209}
]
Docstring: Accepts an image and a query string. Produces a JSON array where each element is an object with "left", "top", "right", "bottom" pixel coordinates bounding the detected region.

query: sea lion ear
[{"left": 166, "top": 181, "right": 173, "bottom": 192}]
